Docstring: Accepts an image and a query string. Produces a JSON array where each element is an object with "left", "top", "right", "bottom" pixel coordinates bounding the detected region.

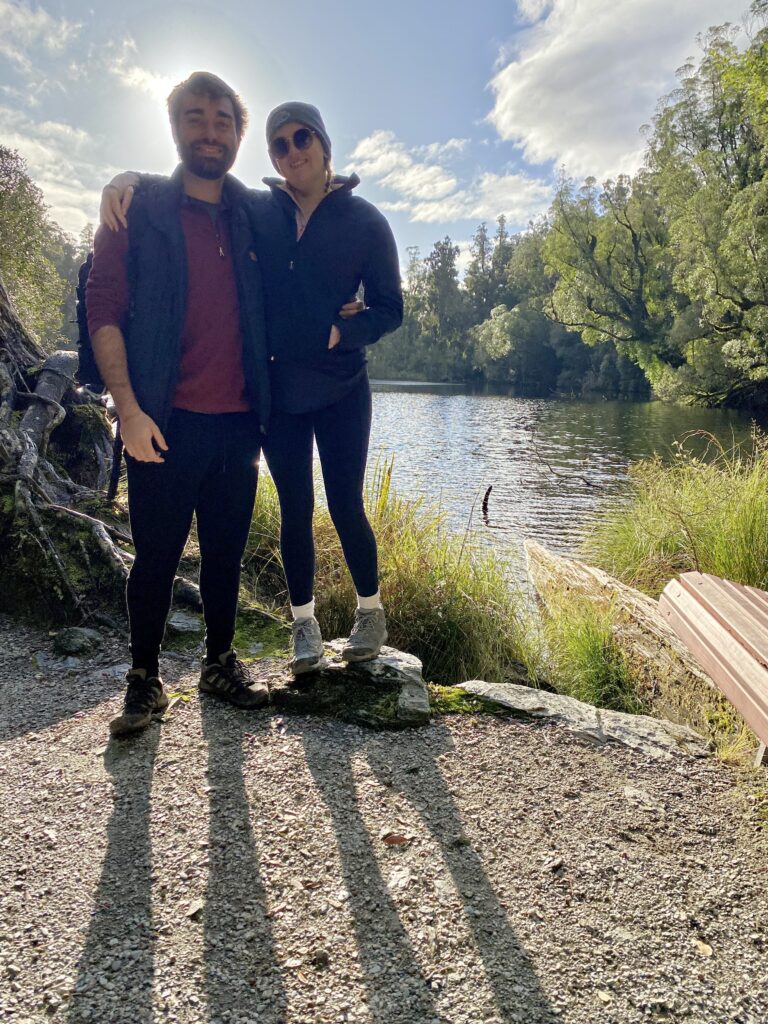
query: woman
[{"left": 102, "top": 101, "right": 403, "bottom": 675}]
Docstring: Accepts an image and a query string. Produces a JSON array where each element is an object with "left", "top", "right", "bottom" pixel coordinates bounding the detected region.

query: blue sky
[{"left": 0, "top": 0, "right": 750, "bottom": 270}]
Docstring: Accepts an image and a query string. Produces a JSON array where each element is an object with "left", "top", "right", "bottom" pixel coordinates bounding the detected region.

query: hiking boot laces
[
  {"left": 199, "top": 651, "right": 269, "bottom": 708},
  {"left": 124, "top": 673, "right": 163, "bottom": 715}
]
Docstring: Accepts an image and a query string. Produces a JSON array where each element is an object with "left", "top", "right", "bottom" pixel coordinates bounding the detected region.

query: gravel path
[{"left": 1, "top": 615, "right": 767, "bottom": 1024}]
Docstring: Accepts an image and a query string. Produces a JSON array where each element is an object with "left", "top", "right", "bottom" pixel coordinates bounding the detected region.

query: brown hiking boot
[
  {"left": 199, "top": 650, "right": 269, "bottom": 708},
  {"left": 109, "top": 669, "right": 169, "bottom": 738}
]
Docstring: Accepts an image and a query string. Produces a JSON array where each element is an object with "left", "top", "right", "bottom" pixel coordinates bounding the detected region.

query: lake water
[{"left": 366, "top": 382, "right": 763, "bottom": 558}]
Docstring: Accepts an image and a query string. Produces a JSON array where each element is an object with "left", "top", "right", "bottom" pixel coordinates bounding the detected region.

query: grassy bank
[
  {"left": 538, "top": 602, "right": 645, "bottom": 715},
  {"left": 565, "top": 430, "right": 768, "bottom": 761},
  {"left": 242, "top": 460, "right": 535, "bottom": 686},
  {"left": 582, "top": 430, "right": 768, "bottom": 597}
]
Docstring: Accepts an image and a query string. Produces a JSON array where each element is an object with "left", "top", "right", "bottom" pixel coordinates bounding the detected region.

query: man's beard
[{"left": 178, "top": 140, "right": 235, "bottom": 180}]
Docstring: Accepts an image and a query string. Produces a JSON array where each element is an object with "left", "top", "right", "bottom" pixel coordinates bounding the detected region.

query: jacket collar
[
  {"left": 146, "top": 165, "right": 250, "bottom": 231},
  {"left": 262, "top": 172, "right": 360, "bottom": 196}
]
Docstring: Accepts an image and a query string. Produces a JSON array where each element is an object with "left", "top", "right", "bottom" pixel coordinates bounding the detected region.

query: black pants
[
  {"left": 126, "top": 409, "right": 260, "bottom": 672},
  {"left": 262, "top": 377, "right": 378, "bottom": 607}
]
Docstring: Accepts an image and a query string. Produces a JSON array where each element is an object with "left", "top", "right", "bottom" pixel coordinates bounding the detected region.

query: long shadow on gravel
[
  {"left": 200, "top": 698, "right": 288, "bottom": 1023},
  {"left": 365, "top": 723, "right": 557, "bottom": 1024},
  {"left": 67, "top": 724, "right": 160, "bottom": 1024},
  {"left": 302, "top": 728, "right": 443, "bottom": 1024},
  {"left": 0, "top": 656, "right": 129, "bottom": 743}
]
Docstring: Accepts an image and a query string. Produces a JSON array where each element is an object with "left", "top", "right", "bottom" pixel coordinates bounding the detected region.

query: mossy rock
[
  {"left": 427, "top": 683, "right": 510, "bottom": 717},
  {"left": 264, "top": 643, "right": 430, "bottom": 730}
]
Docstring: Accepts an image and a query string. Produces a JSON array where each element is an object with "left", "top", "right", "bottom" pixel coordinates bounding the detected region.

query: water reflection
[{"left": 367, "top": 385, "right": 761, "bottom": 555}]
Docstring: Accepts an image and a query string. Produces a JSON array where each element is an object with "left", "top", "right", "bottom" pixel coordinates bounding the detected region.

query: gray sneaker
[
  {"left": 291, "top": 616, "right": 326, "bottom": 675},
  {"left": 342, "top": 608, "right": 387, "bottom": 662}
]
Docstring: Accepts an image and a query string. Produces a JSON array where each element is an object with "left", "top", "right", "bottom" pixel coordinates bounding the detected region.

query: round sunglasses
[{"left": 269, "top": 127, "right": 317, "bottom": 160}]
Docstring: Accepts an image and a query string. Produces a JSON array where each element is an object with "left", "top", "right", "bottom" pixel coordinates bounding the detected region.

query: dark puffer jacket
[{"left": 246, "top": 174, "right": 403, "bottom": 412}]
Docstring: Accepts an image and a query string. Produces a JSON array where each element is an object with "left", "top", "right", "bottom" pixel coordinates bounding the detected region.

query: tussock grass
[
  {"left": 540, "top": 600, "right": 646, "bottom": 715},
  {"left": 242, "top": 459, "right": 534, "bottom": 685},
  {"left": 583, "top": 430, "right": 768, "bottom": 597}
]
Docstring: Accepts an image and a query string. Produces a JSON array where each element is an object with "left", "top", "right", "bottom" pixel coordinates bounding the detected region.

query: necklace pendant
[{"left": 218, "top": 245, "right": 225, "bottom": 258}]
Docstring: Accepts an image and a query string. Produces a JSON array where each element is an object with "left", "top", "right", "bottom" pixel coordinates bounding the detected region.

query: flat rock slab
[
  {"left": 457, "top": 681, "right": 712, "bottom": 760},
  {"left": 265, "top": 642, "right": 430, "bottom": 729},
  {"left": 166, "top": 610, "right": 203, "bottom": 635}
]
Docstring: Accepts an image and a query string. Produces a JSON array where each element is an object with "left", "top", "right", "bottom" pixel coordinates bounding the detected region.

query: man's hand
[
  {"left": 100, "top": 172, "right": 140, "bottom": 231},
  {"left": 328, "top": 325, "right": 341, "bottom": 349},
  {"left": 120, "top": 410, "right": 169, "bottom": 463}
]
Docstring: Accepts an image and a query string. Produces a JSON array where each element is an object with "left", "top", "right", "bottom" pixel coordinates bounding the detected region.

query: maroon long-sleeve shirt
[{"left": 86, "top": 196, "right": 250, "bottom": 414}]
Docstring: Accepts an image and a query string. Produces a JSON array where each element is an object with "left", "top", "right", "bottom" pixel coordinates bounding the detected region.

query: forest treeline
[
  {"left": 369, "top": 12, "right": 768, "bottom": 408},
  {"left": 1, "top": 9, "right": 766, "bottom": 407},
  {"left": 0, "top": 146, "right": 92, "bottom": 351}
]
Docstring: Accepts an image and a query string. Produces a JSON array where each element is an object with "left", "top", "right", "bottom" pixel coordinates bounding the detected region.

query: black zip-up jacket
[
  {"left": 246, "top": 174, "right": 403, "bottom": 412},
  {"left": 133, "top": 171, "right": 402, "bottom": 415},
  {"left": 120, "top": 168, "right": 270, "bottom": 431}
]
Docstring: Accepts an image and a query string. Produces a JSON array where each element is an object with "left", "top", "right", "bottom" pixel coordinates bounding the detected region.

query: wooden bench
[{"left": 659, "top": 572, "right": 768, "bottom": 767}]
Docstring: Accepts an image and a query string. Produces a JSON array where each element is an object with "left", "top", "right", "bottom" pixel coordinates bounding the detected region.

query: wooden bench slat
[
  {"left": 707, "top": 574, "right": 768, "bottom": 632},
  {"left": 676, "top": 573, "right": 768, "bottom": 669},
  {"left": 661, "top": 583, "right": 768, "bottom": 713},
  {"left": 659, "top": 580, "right": 768, "bottom": 745}
]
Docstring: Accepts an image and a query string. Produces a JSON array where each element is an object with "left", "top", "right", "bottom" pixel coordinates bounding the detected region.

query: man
[{"left": 87, "top": 72, "right": 270, "bottom": 737}]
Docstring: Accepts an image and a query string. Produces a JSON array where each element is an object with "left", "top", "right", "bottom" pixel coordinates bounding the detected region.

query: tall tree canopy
[{"left": 0, "top": 147, "right": 71, "bottom": 348}]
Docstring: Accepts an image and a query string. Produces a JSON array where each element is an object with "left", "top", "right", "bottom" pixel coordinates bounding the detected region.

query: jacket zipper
[{"left": 286, "top": 190, "right": 334, "bottom": 271}]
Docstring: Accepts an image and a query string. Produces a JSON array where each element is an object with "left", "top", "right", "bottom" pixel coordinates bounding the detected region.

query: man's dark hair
[{"left": 167, "top": 72, "right": 248, "bottom": 138}]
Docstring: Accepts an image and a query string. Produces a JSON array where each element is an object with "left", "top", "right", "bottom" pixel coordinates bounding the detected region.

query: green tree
[
  {"left": 647, "top": 21, "right": 768, "bottom": 403},
  {"left": 419, "top": 236, "right": 465, "bottom": 348},
  {"left": 463, "top": 222, "right": 495, "bottom": 321},
  {"left": 491, "top": 214, "right": 516, "bottom": 307},
  {"left": 0, "top": 147, "right": 67, "bottom": 349},
  {"left": 544, "top": 173, "right": 682, "bottom": 374}
]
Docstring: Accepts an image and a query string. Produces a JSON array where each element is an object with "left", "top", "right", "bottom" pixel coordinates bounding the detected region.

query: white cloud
[
  {"left": 0, "top": 106, "right": 104, "bottom": 234},
  {"left": 0, "top": 1, "right": 80, "bottom": 71},
  {"left": 490, "top": 0, "right": 747, "bottom": 181},
  {"left": 516, "top": 0, "right": 553, "bottom": 23},
  {"left": 105, "top": 38, "right": 176, "bottom": 104},
  {"left": 349, "top": 129, "right": 552, "bottom": 228},
  {"left": 347, "top": 129, "right": 457, "bottom": 201},
  {"left": 415, "top": 138, "right": 469, "bottom": 160},
  {"left": 410, "top": 171, "right": 552, "bottom": 224}
]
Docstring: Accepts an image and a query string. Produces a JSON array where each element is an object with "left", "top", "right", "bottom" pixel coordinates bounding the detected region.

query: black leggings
[
  {"left": 262, "top": 377, "right": 378, "bottom": 607},
  {"left": 126, "top": 409, "right": 260, "bottom": 672}
]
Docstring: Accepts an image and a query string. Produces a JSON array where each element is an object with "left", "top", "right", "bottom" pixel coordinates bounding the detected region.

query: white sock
[
  {"left": 291, "top": 599, "right": 315, "bottom": 621},
  {"left": 357, "top": 591, "right": 383, "bottom": 611}
]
